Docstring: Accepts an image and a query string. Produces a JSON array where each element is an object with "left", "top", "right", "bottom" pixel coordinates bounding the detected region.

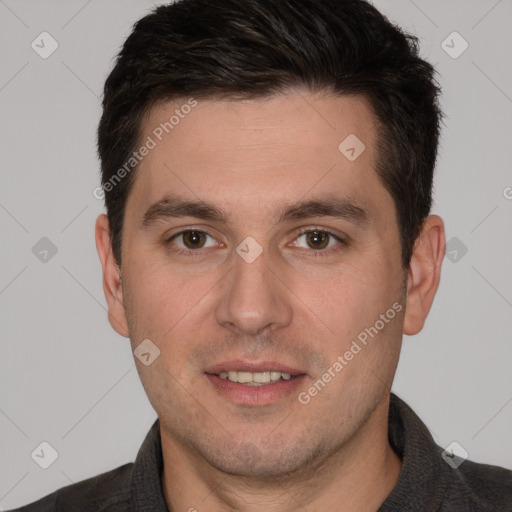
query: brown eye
[
  {"left": 305, "top": 230, "right": 330, "bottom": 250},
  {"left": 181, "top": 230, "right": 208, "bottom": 249},
  {"left": 166, "top": 229, "right": 218, "bottom": 253},
  {"left": 292, "top": 229, "right": 345, "bottom": 256}
]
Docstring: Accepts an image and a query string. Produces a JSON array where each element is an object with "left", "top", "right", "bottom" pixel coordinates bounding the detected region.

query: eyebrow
[{"left": 141, "top": 194, "right": 370, "bottom": 229}]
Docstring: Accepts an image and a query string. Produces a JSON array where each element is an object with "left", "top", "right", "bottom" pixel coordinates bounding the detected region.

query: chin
[{"left": 202, "top": 438, "right": 327, "bottom": 480}]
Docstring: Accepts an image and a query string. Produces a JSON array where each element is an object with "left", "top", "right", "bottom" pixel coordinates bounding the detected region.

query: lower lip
[{"left": 206, "top": 374, "right": 306, "bottom": 405}]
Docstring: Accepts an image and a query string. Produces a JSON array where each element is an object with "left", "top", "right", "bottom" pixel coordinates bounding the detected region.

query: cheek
[
  {"left": 290, "top": 255, "right": 401, "bottom": 349},
  {"left": 122, "top": 251, "right": 221, "bottom": 353},
  {"left": 290, "top": 272, "right": 367, "bottom": 335},
  {"left": 122, "top": 253, "right": 178, "bottom": 339}
]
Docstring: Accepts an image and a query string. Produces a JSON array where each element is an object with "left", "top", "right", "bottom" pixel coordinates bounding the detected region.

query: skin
[{"left": 96, "top": 89, "right": 445, "bottom": 512}]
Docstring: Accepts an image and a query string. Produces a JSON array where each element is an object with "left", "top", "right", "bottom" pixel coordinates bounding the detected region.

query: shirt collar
[
  {"left": 130, "top": 417, "right": 169, "bottom": 511},
  {"left": 379, "top": 393, "right": 452, "bottom": 511}
]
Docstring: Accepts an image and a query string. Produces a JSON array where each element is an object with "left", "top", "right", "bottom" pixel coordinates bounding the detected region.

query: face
[{"left": 100, "top": 90, "right": 410, "bottom": 477}]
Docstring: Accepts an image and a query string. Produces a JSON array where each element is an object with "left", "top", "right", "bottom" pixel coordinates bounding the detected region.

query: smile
[{"left": 218, "top": 371, "right": 294, "bottom": 385}]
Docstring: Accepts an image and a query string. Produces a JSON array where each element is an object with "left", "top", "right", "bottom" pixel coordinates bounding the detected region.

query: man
[{"left": 10, "top": 0, "right": 512, "bottom": 510}]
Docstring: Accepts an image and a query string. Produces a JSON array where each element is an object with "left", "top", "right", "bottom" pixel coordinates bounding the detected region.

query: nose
[{"left": 215, "top": 242, "right": 293, "bottom": 336}]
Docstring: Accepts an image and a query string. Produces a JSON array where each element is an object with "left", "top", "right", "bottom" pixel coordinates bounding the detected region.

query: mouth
[
  {"left": 205, "top": 361, "right": 306, "bottom": 405},
  {"left": 217, "top": 370, "right": 296, "bottom": 386}
]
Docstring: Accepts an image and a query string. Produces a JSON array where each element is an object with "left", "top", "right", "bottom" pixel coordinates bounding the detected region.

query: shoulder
[
  {"left": 386, "top": 394, "right": 512, "bottom": 511},
  {"left": 7, "top": 463, "right": 133, "bottom": 512},
  {"left": 443, "top": 457, "right": 512, "bottom": 511}
]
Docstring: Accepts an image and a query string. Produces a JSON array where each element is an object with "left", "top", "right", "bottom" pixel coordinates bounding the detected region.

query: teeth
[
  {"left": 218, "top": 371, "right": 293, "bottom": 385},
  {"left": 270, "top": 371, "right": 281, "bottom": 381},
  {"left": 253, "top": 371, "right": 270, "bottom": 383},
  {"left": 237, "top": 371, "right": 253, "bottom": 383}
]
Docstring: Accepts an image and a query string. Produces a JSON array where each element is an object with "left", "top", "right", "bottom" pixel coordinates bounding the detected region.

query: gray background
[{"left": 1, "top": 0, "right": 511, "bottom": 508}]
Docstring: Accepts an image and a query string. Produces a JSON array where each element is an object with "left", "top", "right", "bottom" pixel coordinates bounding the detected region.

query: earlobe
[
  {"left": 403, "top": 215, "right": 446, "bottom": 335},
  {"left": 95, "top": 214, "right": 130, "bottom": 338}
]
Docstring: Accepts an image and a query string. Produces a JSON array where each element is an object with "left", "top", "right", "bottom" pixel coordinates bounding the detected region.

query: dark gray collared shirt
[{"left": 8, "top": 394, "right": 512, "bottom": 511}]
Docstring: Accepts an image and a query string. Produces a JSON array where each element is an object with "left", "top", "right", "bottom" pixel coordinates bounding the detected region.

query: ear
[
  {"left": 403, "top": 215, "right": 446, "bottom": 335},
  {"left": 95, "top": 214, "right": 130, "bottom": 338}
]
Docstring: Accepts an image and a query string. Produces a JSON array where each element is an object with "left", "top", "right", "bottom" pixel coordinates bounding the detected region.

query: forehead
[{"left": 128, "top": 91, "right": 386, "bottom": 222}]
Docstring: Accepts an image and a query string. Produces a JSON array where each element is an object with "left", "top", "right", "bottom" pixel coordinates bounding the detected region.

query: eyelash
[{"left": 165, "top": 227, "right": 346, "bottom": 258}]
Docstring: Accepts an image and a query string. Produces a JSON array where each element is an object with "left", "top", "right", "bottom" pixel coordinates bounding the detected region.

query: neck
[{"left": 161, "top": 397, "right": 402, "bottom": 512}]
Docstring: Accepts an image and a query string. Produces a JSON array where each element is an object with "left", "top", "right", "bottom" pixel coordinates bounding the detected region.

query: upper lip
[{"left": 205, "top": 360, "right": 304, "bottom": 376}]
